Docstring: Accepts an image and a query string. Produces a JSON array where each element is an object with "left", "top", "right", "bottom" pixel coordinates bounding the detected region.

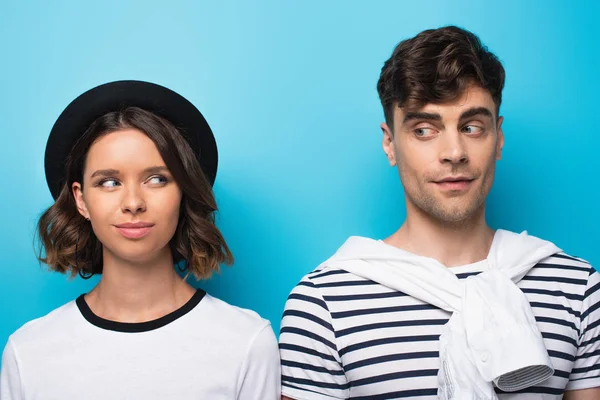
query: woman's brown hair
[{"left": 37, "top": 107, "right": 233, "bottom": 279}]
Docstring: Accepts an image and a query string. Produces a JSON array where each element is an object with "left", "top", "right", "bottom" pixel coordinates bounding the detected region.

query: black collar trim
[{"left": 76, "top": 289, "right": 206, "bottom": 333}]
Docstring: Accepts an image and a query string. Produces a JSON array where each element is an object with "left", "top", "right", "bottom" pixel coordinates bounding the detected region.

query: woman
[{"left": 0, "top": 80, "right": 281, "bottom": 399}]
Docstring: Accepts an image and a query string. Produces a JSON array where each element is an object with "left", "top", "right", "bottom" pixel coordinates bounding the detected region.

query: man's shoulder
[
  {"left": 532, "top": 251, "right": 595, "bottom": 279},
  {"left": 524, "top": 251, "right": 597, "bottom": 305},
  {"left": 290, "top": 262, "right": 376, "bottom": 295}
]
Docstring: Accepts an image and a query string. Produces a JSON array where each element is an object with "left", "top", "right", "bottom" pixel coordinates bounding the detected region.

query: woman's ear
[{"left": 72, "top": 182, "right": 90, "bottom": 220}]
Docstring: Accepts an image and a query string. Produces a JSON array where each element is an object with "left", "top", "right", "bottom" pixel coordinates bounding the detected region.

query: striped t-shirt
[{"left": 279, "top": 252, "right": 600, "bottom": 399}]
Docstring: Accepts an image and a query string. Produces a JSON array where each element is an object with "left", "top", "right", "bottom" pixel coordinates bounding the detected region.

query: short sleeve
[
  {"left": 1, "top": 338, "right": 24, "bottom": 400},
  {"left": 279, "top": 276, "right": 349, "bottom": 400},
  {"left": 236, "top": 323, "right": 281, "bottom": 400},
  {"left": 566, "top": 267, "right": 600, "bottom": 390}
]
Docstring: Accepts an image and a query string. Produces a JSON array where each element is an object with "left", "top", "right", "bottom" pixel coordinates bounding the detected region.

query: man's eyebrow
[
  {"left": 459, "top": 107, "right": 494, "bottom": 121},
  {"left": 90, "top": 169, "right": 120, "bottom": 178},
  {"left": 403, "top": 111, "right": 442, "bottom": 123}
]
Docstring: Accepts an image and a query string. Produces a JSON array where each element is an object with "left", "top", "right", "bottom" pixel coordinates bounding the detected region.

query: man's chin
[
  {"left": 431, "top": 204, "right": 485, "bottom": 224},
  {"left": 416, "top": 200, "right": 483, "bottom": 224}
]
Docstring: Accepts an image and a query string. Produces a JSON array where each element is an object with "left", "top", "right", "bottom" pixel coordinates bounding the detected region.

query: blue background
[{"left": 1, "top": 0, "right": 598, "bottom": 352}]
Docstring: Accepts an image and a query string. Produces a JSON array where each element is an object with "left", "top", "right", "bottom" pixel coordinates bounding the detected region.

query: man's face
[{"left": 382, "top": 85, "right": 504, "bottom": 224}]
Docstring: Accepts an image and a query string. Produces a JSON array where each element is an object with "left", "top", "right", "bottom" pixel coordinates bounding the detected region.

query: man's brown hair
[{"left": 377, "top": 25, "right": 505, "bottom": 127}]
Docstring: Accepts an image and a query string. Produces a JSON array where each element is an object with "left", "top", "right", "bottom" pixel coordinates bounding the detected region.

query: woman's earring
[
  {"left": 177, "top": 262, "right": 188, "bottom": 273},
  {"left": 77, "top": 218, "right": 94, "bottom": 280}
]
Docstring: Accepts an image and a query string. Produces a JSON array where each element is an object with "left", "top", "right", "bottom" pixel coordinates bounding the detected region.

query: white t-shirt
[{"left": 1, "top": 289, "right": 281, "bottom": 400}]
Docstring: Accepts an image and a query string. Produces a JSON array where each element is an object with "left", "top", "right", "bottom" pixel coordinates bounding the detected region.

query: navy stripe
[
  {"left": 310, "top": 269, "right": 350, "bottom": 280},
  {"left": 345, "top": 352, "right": 438, "bottom": 372},
  {"left": 529, "top": 301, "right": 580, "bottom": 318},
  {"left": 534, "top": 262, "right": 591, "bottom": 273},
  {"left": 282, "top": 374, "right": 350, "bottom": 390},
  {"left": 575, "top": 348, "right": 600, "bottom": 360},
  {"left": 280, "top": 327, "right": 337, "bottom": 350},
  {"left": 350, "top": 388, "right": 438, "bottom": 399},
  {"left": 569, "top": 375, "right": 600, "bottom": 382},
  {"left": 495, "top": 386, "right": 563, "bottom": 395},
  {"left": 331, "top": 304, "right": 437, "bottom": 319},
  {"left": 536, "top": 316, "right": 578, "bottom": 333},
  {"left": 521, "top": 287, "right": 583, "bottom": 301},
  {"left": 572, "top": 363, "right": 600, "bottom": 374},
  {"left": 456, "top": 272, "right": 482, "bottom": 279},
  {"left": 542, "top": 332, "right": 578, "bottom": 347},
  {"left": 581, "top": 298, "right": 600, "bottom": 321},
  {"left": 324, "top": 291, "right": 407, "bottom": 302},
  {"left": 279, "top": 343, "right": 338, "bottom": 363},
  {"left": 584, "top": 280, "right": 600, "bottom": 300},
  {"left": 283, "top": 309, "right": 333, "bottom": 331},
  {"left": 583, "top": 317, "right": 600, "bottom": 333},
  {"left": 351, "top": 369, "right": 438, "bottom": 387},
  {"left": 548, "top": 350, "right": 575, "bottom": 362},
  {"left": 522, "top": 275, "right": 587, "bottom": 286},
  {"left": 337, "top": 319, "right": 448, "bottom": 338},
  {"left": 315, "top": 280, "right": 380, "bottom": 288},
  {"left": 283, "top": 382, "right": 342, "bottom": 397},
  {"left": 288, "top": 293, "right": 328, "bottom": 310},
  {"left": 551, "top": 253, "right": 589, "bottom": 264},
  {"left": 553, "top": 369, "right": 570, "bottom": 379},
  {"left": 297, "top": 281, "right": 317, "bottom": 289},
  {"left": 339, "top": 334, "right": 440, "bottom": 357},
  {"left": 580, "top": 332, "right": 600, "bottom": 348},
  {"left": 281, "top": 359, "right": 345, "bottom": 375}
]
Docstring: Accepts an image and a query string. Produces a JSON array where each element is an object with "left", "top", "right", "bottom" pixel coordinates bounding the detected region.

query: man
[{"left": 279, "top": 26, "right": 599, "bottom": 399}]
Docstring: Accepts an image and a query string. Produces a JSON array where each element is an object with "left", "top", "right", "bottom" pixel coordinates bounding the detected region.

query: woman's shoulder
[
  {"left": 8, "top": 300, "right": 80, "bottom": 348},
  {"left": 194, "top": 293, "right": 273, "bottom": 339}
]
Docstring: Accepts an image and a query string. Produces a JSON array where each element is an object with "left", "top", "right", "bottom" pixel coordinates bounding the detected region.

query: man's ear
[
  {"left": 381, "top": 122, "right": 397, "bottom": 166},
  {"left": 496, "top": 116, "right": 504, "bottom": 160}
]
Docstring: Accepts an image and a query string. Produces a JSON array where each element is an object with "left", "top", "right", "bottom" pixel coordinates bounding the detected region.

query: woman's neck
[{"left": 84, "top": 248, "right": 196, "bottom": 323}]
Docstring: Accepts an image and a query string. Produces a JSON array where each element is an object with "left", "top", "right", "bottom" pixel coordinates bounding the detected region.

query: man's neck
[
  {"left": 84, "top": 249, "right": 196, "bottom": 323},
  {"left": 385, "top": 206, "right": 495, "bottom": 267}
]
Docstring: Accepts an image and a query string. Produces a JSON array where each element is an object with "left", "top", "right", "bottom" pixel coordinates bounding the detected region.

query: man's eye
[
  {"left": 414, "top": 128, "right": 436, "bottom": 138},
  {"left": 463, "top": 125, "right": 484, "bottom": 135}
]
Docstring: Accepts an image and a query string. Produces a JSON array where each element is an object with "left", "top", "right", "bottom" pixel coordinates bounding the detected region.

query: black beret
[{"left": 44, "top": 80, "right": 218, "bottom": 199}]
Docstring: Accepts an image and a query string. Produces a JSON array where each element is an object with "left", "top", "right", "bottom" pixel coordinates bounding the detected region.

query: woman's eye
[
  {"left": 147, "top": 175, "right": 168, "bottom": 185},
  {"left": 99, "top": 179, "right": 119, "bottom": 188}
]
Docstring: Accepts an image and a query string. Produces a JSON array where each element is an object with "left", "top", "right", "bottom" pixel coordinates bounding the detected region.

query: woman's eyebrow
[
  {"left": 143, "top": 166, "right": 169, "bottom": 175},
  {"left": 90, "top": 169, "right": 120, "bottom": 178}
]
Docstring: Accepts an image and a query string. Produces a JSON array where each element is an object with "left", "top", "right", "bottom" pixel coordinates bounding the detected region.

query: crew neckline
[
  {"left": 376, "top": 239, "right": 490, "bottom": 275},
  {"left": 76, "top": 289, "right": 206, "bottom": 333}
]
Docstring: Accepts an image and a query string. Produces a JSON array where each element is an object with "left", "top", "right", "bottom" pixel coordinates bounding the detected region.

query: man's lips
[{"left": 433, "top": 176, "right": 475, "bottom": 191}]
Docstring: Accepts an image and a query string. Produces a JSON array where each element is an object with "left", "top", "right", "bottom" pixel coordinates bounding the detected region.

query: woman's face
[{"left": 72, "top": 128, "right": 182, "bottom": 266}]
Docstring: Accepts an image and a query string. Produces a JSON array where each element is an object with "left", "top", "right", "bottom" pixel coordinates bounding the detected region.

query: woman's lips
[{"left": 114, "top": 222, "right": 155, "bottom": 239}]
